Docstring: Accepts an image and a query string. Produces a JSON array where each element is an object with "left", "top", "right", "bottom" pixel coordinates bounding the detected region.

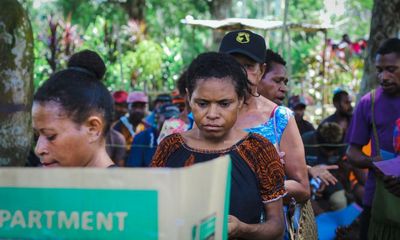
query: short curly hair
[
  {"left": 265, "top": 49, "right": 286, "bottom": 73},
  {"left": 316, "top": 122, "right": 343, "bottom": 145},
  {"left": 186, "top": 52, "right": 251, "bottom": 103}
]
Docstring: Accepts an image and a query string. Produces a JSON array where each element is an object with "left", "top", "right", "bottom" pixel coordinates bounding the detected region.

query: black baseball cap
[
  {"left": 219, "top": 30, "right": 266, "bottom": 63},
  {"left": 156, "top": 103, "right": 180, "bottom": 119}
]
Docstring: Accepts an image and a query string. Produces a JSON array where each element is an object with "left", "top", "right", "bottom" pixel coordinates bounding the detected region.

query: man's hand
[{"left": 309, "top": 165, "right": 339, "bottom": 186}]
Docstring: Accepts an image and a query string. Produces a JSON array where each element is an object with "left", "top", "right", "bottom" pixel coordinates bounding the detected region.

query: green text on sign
[{"left": 0, "top": 187, "right": 158, "bottom": 239}]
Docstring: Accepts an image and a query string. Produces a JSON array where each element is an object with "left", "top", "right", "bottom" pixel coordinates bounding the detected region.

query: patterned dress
[{"left": 151, "top": 132, "right": 286, "bottom": 224}]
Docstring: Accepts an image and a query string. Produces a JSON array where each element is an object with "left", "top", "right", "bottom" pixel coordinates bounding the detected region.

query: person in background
[
  {"left": 126, "top": 103, "right": 180, "bottom": 167},
  {"left": 321, "top": 89, "right": 353, "bottom": 137},
  {"left": 289, "top": 95, "right": 315, "bottom": 136},
  {"left": 171, "top": 89, "right": 186, "bottom": 113},
  {"left": 113, "top": 91, "right": 149, "bottom": 152},
  {"left": 105, "top": 128, "right": 126, "bottom": 167},
  {"left": 112, "top": 90, "right": 128, "bottom": 122},
  {"left": 144, "top": 93, "right": 172, "bottom": 128},
  {"left": 257, "top": 49, "right": 288, "bottom": 105},
  {"left": 157, "top": 70, "right": 192, "bottom": 143},
  {"left": 152, "top": 52, "right": 286, "bottom": 239},
  {"left": 346, "top": 38, "right": 400, "bottom": 240},
  {"left": 302, "top": 122, "right": 347, "bottom": 213},
  {"left": 32, "top": 50, "right": 115, "bottom": 168},
  {"left": 105, "top": 90, "right": 128, "bottom": 166}
]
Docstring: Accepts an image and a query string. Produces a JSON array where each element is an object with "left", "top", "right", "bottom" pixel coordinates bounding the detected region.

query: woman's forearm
[{"left": 284, "top": 179, "right": 310, "bottom": 203}]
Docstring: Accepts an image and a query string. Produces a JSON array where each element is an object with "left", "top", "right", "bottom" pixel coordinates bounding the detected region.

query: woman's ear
[
  {"left": 85, "top": 116, "right": 104, "bottom": 142},
  {"left": 185, "top": 88, "right": 193, "bottom": 108},
  {"left": 238, "top": 97, "right": 244, "bottom": 110},
  {"left": 260, "top": 63, "right": 267, "bottom": 78}
]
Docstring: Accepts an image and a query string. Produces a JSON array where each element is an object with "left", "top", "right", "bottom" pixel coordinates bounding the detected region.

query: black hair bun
[{"left": 67, "top": 50, "right": 106, "bottom": 80}]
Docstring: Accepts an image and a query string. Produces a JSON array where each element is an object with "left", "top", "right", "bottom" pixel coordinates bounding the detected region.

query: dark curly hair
[
  {"left": 186, "top": 52, "right": 251, "bottom": 103},
  {"left": 33, "top": 50, "right": 113, "bottom": 135},
  {"left": 376, "top": 38, "right": 400, "bottom": 56},
  {"left": 265, "top": 49, "right": 286, "bottom": 72},
  {"left": 176, "top": 69, "right": 188, "bottom": 96},
  {"left": 333, "top": 90, "right": 349, "bottom": 105},
  {"left": 316, "top": 122, "right": 343, "bottom": 146}
]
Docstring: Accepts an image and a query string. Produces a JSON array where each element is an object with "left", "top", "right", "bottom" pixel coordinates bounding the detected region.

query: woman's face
[
  {"left": 258, "top": 63, "right": 288, "bottom": 105},
  {"left": 32, "top": 101, "right": 93, "bottom": 167},
  {"left": 232, "top": 54, "right": 265, "bottom": 87},
  {"left": 189, "top": 77, "right": 243, "bottom": 141}
]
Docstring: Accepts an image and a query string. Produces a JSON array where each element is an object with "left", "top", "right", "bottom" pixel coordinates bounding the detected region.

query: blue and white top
[{"left": 245, "top": 106, "right": 293, "bottom": 148}]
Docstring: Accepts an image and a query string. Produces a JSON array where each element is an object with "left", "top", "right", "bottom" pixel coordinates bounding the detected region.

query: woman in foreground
[
  {"left": 151, "top": 52, "right": 286, "bottom": 240},
  {"left": 32, "top": 50, "right": 115, "bottom": 168}
]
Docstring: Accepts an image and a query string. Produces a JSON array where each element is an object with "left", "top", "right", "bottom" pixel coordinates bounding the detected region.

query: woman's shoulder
[
  {"left": 274, "top": 105, "right": 293, "bottom": 118},
  {"left": 158, "top": 133, "right": 184, "bottom": 147},
  {"left": 240, "top": 133, "right": 276, "bottom": 151},
  {"left": 151, "top": 133, "right": 184, "bottom": 167}
]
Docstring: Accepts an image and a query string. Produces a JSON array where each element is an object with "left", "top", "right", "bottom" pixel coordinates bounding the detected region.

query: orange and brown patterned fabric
[{"left": 151, "top": 132, "right": 286, "bottom": 224}]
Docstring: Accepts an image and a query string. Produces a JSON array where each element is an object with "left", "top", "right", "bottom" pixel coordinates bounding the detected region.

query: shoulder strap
[
  {"left": 371, "top": 89, "right": 381, "bottom": 157},
  {"left": 271, "top": 106, "right": 280, "bottom": 151}
]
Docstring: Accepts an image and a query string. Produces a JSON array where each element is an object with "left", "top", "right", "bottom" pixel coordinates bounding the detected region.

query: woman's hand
[{"left": 228, "top": 215, "right": 242, "bottom": 238}]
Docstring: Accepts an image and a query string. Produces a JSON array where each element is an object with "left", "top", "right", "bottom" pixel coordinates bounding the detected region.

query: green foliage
[
  {"left": 23, "top": 0, "right": 374, "bottom": 102},
  {"left": 130, "top": 39, "right": 163, "bottom": 91},
  {"left": 144, "top": 0, "right": 211, "bottom": 64},
  {"left": 55, "top": 0, "right": 127, "bottom": 29},
  {"left": 161, "top": 37, "right": 184, "bottom": 91},
  {"left": 289, "top": 0, "right": 324, "bottom": 21}
]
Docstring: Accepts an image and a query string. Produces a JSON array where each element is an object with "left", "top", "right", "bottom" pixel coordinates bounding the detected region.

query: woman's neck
[
  {"left": 86, "top": 141, "right": 114, "bottom": 168},
  {"left": 184, "top": 127, "right": 247, "bottom": 151}
]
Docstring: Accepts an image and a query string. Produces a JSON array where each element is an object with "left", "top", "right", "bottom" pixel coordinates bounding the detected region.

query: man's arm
[
  {"left": 228, "top": 199, "right": 284, "bottom": 240},
  {"left": 347, "top": 144, "right": 381, "bottom": 169}
]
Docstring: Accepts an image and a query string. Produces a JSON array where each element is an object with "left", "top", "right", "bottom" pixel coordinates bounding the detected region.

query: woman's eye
[
  {"left": 47, "top": 135, "right": 56, "bottom": 141},
  {"left": 219, "top": 102, "right": 230, "bottom": 108},
  {"left": 197, "top": 102, "right": 208, "bottom": 107}
]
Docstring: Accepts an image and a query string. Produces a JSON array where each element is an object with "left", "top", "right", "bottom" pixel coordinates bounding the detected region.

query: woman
[
  {"left": 219, "top": 30, "right": 310, "bottom": 203},
  {"left": 152, "top": 52, "right": 286, "bottom": 239},
  {"left": 32, "top": 50, "right": 115, "bottom": 168}
]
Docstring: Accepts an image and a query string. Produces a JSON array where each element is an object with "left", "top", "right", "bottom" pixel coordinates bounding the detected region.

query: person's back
[
  {"left": 303, "top": 123, "right": 347, "bottom": 212},
  {"left": 126, "top": 127, "right": 158, "bottom": 167},
  {"left": 105, "top": 128, "right": 126, "bottom": 166}
]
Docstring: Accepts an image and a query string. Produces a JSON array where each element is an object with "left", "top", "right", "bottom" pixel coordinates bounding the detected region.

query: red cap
[{"left": 112, "top": 90, "right": 128, "bottom": 104}]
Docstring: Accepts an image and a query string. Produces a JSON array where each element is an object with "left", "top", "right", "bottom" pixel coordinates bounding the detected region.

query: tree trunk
[
  {"left": 0, "top": 0, "right": 34, "bottom": 166},
  {"left": 359, "top": 0, "right": 400, "bottom": 100},
  {"left": 121, "top": 0, "right": 146, "bottom": 22},
  {"left": 208, "top": 0, "right": 233, "bottom": 48}
]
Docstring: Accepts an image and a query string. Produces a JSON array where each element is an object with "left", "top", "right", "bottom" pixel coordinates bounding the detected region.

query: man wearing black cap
[
  {"left": 289, "top": 95, "right": 315, "bottom": 136},
  {"left": 219, "top": 29, "right": 267, "bottom": 85},
  {"left": 219, "top": 30, "right": 310, "bottom": 239}
]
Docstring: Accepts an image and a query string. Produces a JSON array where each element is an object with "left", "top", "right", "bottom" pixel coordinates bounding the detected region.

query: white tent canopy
[{"left": 181, "top": 17, "right": 332, "bottom": 32}]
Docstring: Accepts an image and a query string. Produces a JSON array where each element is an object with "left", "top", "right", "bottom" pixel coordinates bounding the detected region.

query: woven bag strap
[{"left": 371, "top": 89, "right": 381, "bottom": 157}]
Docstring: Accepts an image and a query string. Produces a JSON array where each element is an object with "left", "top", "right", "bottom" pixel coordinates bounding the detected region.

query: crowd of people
[{"left": 30, "top": 30, "right": 400, "bottom": 239}]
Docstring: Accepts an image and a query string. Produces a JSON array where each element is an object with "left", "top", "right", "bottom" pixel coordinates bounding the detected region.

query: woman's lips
[
  {"left": 41, "top": 160, "right": 59, "bottom": 167},
  {"left": 203, "top": 125, "right": 222, "bottom": 131}
]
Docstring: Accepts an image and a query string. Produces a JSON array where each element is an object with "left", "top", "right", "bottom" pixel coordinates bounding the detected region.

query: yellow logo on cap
[{"left": 236, "top": 32, "right": 250, "bottom": 43}]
